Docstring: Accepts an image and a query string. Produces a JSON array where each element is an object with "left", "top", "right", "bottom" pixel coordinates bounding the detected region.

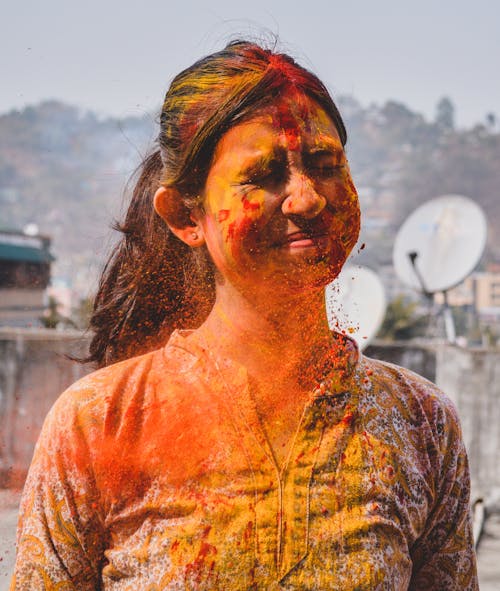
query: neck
[
  {"left": 196, "top": 280, "right": 355, "bottom": 467},
  {"left": 197, "top": 280, "right": 335, "bottom": 387}
]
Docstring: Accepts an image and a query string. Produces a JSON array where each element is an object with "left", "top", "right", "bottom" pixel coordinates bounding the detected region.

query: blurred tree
[
  {"left": 486, "top": 112, "right": 496, "bottom": 130},
  {"left": 451, "top": 305, "right": 469, "bottom": 336},
  {"left": 481, "top": 324, "right": 499, "bottom": 348},
  {"left": 72, "top": 296, "right": 94, "bottom": 330},
  {"left": 40, "top": 295, "right": 60, "bottom": 329},
  {"left": 40, "top": 295, "right": 77, "bottom": 329},
  {"left": 435, "top": 96, "right": 455, "bottom": 130},
  {"left": 377, "top": 295, "right": 428, "bottom": 340}
]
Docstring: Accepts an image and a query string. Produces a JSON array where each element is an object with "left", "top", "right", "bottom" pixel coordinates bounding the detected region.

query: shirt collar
[{"left": 165, "top": 329, "right": 361, "bottom": 399}]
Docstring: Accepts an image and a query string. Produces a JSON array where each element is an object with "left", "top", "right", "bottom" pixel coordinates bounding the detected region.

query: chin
[
  {"left": 306, "top": 247, "right": 349, "bottom": 285},
  {"left": 276, "top": 258, "right": 346, "bottom": 294}
]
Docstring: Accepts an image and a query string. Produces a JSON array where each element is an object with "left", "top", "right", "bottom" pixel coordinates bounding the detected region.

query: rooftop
[{"left": 0, "top": 229, "right": 54, "bottom": 264}]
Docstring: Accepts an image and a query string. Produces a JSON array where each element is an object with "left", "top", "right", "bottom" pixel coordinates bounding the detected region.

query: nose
[{"left": 281, "top": 171, "right": 327, "bottom": 219}]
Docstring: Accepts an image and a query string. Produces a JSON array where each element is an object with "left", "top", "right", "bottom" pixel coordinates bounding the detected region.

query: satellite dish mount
[
  {"left": 393, "top": 195, "right": 487, "bottom": 344},
  {"left": 407, "top": 250, "right": 456, "bottom": 342}
]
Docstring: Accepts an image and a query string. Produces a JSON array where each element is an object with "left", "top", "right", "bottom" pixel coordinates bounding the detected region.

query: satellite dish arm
[{"left": 408, "top": 251, "right": 432, "bottom": 299}]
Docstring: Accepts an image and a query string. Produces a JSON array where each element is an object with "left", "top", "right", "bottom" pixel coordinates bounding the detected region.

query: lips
[
  {"left": 273, "top": 230, "right": 328, "bottom": 247},
  {"left": 286, "top": 231, "right": 312, "bottom": 242}
]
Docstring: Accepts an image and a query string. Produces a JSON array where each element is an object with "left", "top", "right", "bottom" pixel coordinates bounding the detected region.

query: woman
[{"left": 12, "top": 41, "right": 478, "bottom": 590}]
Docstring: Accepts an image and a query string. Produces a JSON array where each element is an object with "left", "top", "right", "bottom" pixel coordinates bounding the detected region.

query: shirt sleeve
[
  {"left": 10, "top": 388, "right": 105, "bottom": 590},
  {"left": 409, "top": 398, "right": 478, "bottom": 590}
]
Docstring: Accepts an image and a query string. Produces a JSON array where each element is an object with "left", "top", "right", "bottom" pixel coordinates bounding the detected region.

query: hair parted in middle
[{"left": 87, "top": 39, "right": 348, "bottom": 367}]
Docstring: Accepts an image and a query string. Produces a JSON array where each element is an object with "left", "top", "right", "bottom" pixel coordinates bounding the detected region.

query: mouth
[{"left": 273, "top": 231, "right": 329, "bottom": 248}]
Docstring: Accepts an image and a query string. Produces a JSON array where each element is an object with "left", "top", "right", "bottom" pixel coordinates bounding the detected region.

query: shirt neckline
[{"left": 165, "top": 328, "right": 362, "bottom": 399}]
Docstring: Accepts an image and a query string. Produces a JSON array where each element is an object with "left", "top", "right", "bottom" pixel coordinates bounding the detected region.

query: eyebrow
[
  {"left": 231, "top": 133, "right": 344, "bottom": 183},
  {"left": 303, "top": 135, "right": 344, "bottom": 154},
  {"left": 235, "top": 147, "right": 287, "bottom": 180}
]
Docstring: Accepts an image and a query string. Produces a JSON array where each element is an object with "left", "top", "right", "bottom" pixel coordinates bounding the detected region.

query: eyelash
[
  {"left": 239, "top": 162, "right": 345, "bottom": 188},
  {"left": 242, "top": 167, "right": 286, "bottom": 187},
  {"left": 308, "top": 164, "right": 345, "bottom": 179}
]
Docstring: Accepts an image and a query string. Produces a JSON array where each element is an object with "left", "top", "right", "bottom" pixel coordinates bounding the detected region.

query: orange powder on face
[
  {"left": 224, "top": 195, "right": 263, "bottom": 259},
  {"left": 242, "top": 195, "right": 261, "bottom": 212},
  {"left": 345, "top": 176, "right": 357, "bottom": 196},
  {"left": 226, "top": 216, "right": 257, "bottom": 258},
  {"left": 273, "top": 104, "right": 300, "bottom": 151},
  {"left": 268, "top": 86, "right": 316, "bottom": 152}
]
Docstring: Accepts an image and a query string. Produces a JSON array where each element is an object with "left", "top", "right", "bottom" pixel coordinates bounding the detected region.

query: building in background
[
  {"left": 0, "top": 229, "right": 54, "bottom": 327},
  {"left": 434, "top": 268, "right": 500, "bottom": 314}
]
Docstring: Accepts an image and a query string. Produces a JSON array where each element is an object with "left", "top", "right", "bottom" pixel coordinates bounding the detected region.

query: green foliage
[
  {"left": 40, "top": 295, "right": 60, "bottom": 329},
  {"left": 435, "top": 96, "right": 455, "bottom": 130},
  {"left": 71, "top": 297, "right": 94, "bottom": 330},
  {"left": 40, "top": 295, "right": 77, "bottom": 329},
  {"left": 377, "top": 295, "right": 428, "bottom": 341}
]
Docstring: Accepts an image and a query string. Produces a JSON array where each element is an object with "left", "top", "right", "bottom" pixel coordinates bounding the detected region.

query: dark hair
[{"left": 87, "top": 40, "right": 348, "bottom": 367}]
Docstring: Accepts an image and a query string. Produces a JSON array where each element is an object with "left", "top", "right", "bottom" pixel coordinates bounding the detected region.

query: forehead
[{"left": 212, "top": 95, "right": 343, "bottom": 165}]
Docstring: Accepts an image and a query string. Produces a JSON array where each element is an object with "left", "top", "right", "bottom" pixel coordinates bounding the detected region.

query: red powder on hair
[{"left": 267, "top": 54, "right": 303, "bottom": 86}]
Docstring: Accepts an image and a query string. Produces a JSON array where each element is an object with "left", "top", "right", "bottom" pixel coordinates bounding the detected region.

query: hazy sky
[{"left": 2, "top": 0, "right": 498, "bottom": 127}]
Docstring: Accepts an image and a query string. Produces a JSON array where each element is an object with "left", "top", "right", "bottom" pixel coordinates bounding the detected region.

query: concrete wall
[
  {"left": 434, "top": 346, "right": 500, "bottom": 508},
  {"left": 367, "top": 340, "right": 500, "bottom": 508},
  {"left": 365, "top": 341, "right": 437, "bottom": 382},
  {"left": 0, "top": 328, "right": 90, "bottom": 487},
  {"left": 0, "top": 289, "right": 46, "bottom": 326},
  {"left": 1, "top": 331, "right": 499, "bottom": 508}
]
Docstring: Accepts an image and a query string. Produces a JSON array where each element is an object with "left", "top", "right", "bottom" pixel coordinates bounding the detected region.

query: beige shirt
[{"left": 12, "top": 330, "right": 478, "bottom": 589}]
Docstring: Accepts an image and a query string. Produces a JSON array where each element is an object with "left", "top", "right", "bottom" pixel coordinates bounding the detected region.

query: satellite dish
[
  {"left": 393, "top": 194, "right": 487, "bottom": 293},
  {"left": 23, "top": 223, "right": 39, "bottom": 236},
  {"left": 325, "top": 265, "right": 386, "bottom": 350}
]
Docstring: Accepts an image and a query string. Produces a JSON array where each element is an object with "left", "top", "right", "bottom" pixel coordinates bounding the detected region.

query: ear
[{"left": 154, "top": 186, "right": 205, "bottom": 247}]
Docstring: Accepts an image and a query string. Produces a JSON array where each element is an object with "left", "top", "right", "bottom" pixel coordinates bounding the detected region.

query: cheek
[
  {"left": 338, "top": 210, "right": 360, "bottom": 254},
  {"left": 242, "top": 195, "right": 261, "bottom": 212},
  {"left": 220, "top": 192, "right": 268, "bottom": 259},
  {"left": 333, "top": 172, "right": 361, "bottom": 247},
  {"left": 215, "top": 196, "right": 261, "bottom": 224},
  {"left": 226, "top": 217, "right": 258, "bottom": 259},
  {"left": 335, "top": 168, "right": 358, "bottom": 203}
]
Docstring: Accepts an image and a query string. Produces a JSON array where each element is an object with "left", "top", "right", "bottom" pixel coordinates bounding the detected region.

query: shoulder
[
  {"left": 362, "top": 355, "right": 460, "bottom": 420},
  {"left": 41, "top": 334, "right": 202, "bottom": 445},
  {"left": 358, "top": 356, "right": 463, "bottom": 456},
  {"left": 47, "top": 348, "right": 159, "bottom": 418}
]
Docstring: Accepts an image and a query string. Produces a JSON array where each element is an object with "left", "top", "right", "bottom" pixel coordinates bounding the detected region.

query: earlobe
[{"left": 154, "top": 186, "right": 205, "bottom": 247}]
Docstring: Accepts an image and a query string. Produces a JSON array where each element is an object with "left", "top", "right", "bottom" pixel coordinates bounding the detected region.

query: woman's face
[{"left": 195, "top": 92, "right": 360, "bottom": 295}]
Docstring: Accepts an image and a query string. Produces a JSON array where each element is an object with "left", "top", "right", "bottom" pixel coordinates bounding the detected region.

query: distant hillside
[
  {"left": 0, "top": 101, "right": 156, "bottom": 294},
  {"left": 339, "top": 96, "right": 500, "bottom": 266},
  {"left": 1, "top": 98, "right": 499, "bottom": 296}
]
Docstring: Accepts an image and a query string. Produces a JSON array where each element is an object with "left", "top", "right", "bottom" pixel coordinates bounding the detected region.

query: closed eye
[
  {"left": 308, "top": 164, "right": 345, "bottom": 179},
  {"left": 304, "top": 151, "right": 346, "bottom": 180},
  {"left": 239, "top": 160, "right": 287, "bottom": 189}
]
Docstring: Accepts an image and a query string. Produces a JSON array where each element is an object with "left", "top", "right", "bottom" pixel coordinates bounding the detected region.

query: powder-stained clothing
[{"left": 11, "top": 330, "right": 478, "bottom": 590}]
